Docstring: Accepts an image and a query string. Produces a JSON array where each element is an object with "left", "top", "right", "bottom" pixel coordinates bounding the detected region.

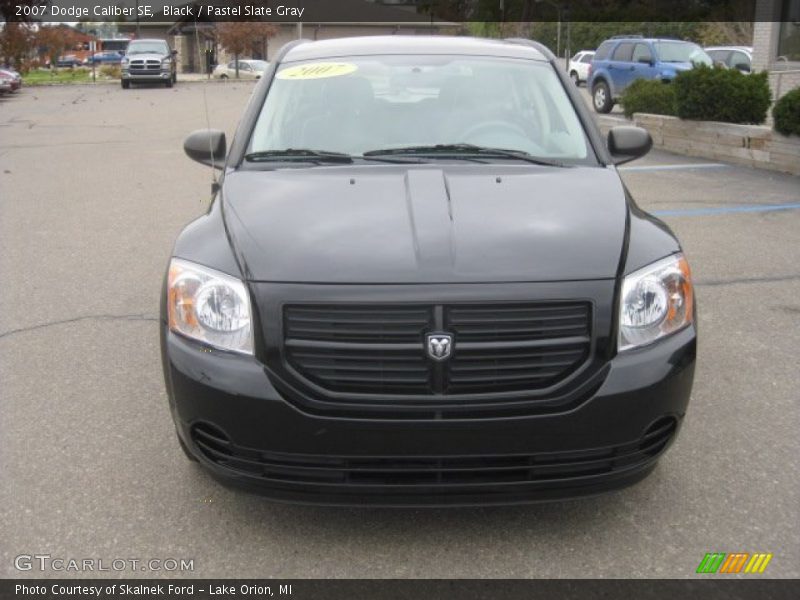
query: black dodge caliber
[{"left": 162, "top": 36, "right": 696, "bottom": 506}]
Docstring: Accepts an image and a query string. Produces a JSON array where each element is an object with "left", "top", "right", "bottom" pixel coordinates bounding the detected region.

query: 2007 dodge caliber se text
[{"left": 161, "top": 36, "right": 697, "bottom": 506}]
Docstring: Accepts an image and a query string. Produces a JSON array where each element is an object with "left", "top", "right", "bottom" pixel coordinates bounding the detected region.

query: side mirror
[
  {"left": 172, "top": 49, "right": 178, "bottom": 57},
  {"left": 184, "top": 129, "right": 226, "bottom": 169},
  {"left": 607, "top": 126, "right": 652, "bottom": 165}
]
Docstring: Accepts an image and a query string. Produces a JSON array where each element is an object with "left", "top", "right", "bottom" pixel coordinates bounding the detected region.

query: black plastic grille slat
[
  {"left": 447, "top": 302, "right": 591, "bottom": 342},
  {"left": 286, "top": 305, "right": 432, "bottom": 343},
  {"left": 191, "top": 419, "right": 676, "bottom": 488},
  {"left": 449, "top": 358, "right": 581, "bottom": 372},
  {"left": 283, "top": 302, "right": 591, "bottom": 396},
  {"left": 446, "top": 343, "right": 588, "bottom": 394}
]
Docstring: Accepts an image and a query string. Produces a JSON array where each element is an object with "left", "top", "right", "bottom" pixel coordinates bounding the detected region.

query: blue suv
[{"left": 588, "top": 37, "right": 712, "bottom": 113}]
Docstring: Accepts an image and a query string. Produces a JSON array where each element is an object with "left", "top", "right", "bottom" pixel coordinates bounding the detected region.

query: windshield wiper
[
  {"left": 245, "top": 148, "right": 428, "bottom": 165},
  {"left": 245, "top": 149, "right": 354, "bottom": 163},
  {"left": 363, "top": 144, "right": 567, "bottom": 167}
]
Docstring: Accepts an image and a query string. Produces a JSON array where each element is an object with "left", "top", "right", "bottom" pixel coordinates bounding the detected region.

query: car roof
[
  {"left": 605, "top": 38, "right": 696, "bottom": 44},
  {"left": 705, "top": 46, "right": 753, "bottom": 53},
  {"left": 283, "top": 36, "right": 548, "bottom": 63}
]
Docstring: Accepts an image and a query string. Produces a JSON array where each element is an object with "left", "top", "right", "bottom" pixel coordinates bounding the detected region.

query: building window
[{"left": 778, "top": 0, "right": 800, "bottom": 61}]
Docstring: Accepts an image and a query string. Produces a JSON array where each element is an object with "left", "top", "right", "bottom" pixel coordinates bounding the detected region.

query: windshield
[
  {"left": 248, "top": 55, "right": 593, "bottom": 163},
  {"left": 127, "top": 41, "right": 168, "bottom": 55},
  {"left": 654, "top": 42, "right": 712, "bottom": 65}
]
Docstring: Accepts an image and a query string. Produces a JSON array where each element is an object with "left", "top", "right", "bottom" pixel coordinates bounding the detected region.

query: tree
[
  {"left": 0, "top": 0, "right": 47, "bottom": 22},
  {"left": 696, "top": 22, "right": 754, "bottom": 46},
  {"left": 0, "top": 21, "right": 35, "bottom": 69},
  {"left": 36, "top": 25, "right": 80, "bottom": 71},
  {"left": 215, "top": 22, "right": 278, "bottom": 78},
  {"left": 696, "top": 0, "right": 755, "bottom": 46}
]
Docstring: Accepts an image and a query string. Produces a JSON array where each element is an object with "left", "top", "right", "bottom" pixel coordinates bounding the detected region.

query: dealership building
[{"left": 753, "top": 0, "right": 800, "bottom": 102}]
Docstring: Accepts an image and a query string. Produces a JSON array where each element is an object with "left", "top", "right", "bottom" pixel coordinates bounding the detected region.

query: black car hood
[{"left": 222, "top": 165, "right": 627, "bottom": 283}]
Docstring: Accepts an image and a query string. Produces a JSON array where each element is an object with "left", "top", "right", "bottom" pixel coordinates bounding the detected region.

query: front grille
[
  {"left": 191, "top": 418, "right": 676, "bottom": 488},
  {"left": 129, "top": 59, "right": 162, "bottom": 74},
  {"left": 284, "top": 305, "right": 432, "bottom": 394},
  {"left": 283, "top": 302, "right": 591, "bottom": 396}
]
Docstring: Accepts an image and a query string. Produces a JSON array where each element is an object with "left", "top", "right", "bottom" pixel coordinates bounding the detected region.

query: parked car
[
  {"left": 55, "top": 55, "right": 82, "bottom": 68},
  {"left": 568, "top": 50, "right": 595, "bottom": 85},
  {"left": 0, "top": 68, "right": 21, "bottom": 91},
  {"left": 705, "top": 46, "right": 753, "bottom": 73},
  {"left": 84, "top": 51, "right": 124, "bottom": 65},
  {"left": 589, "top": 36, "right": 713, "bottom": 113},
  {"left": 0, "top": 72, "right": 13, "bottom": 95},
  {"left": 213, "top": 59, "right": 269, "bottom": 79},
  {"left": 166, "top": 36, "right": 697, "bottom": 506},
  {"left": 120, "top": 39, "right": 177, "bottom": 88}
]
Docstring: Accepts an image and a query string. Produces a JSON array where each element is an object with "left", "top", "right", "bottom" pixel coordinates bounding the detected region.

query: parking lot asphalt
[{"left": 1, "top": 82, "right": 798, "bottom": 579}]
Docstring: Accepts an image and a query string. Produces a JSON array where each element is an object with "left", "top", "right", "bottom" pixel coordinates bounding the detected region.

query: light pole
[{"left": 535, "top": 0, "right": 562, "bottom": 60}]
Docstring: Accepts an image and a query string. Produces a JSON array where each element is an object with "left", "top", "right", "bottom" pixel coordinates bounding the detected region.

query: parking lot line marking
[
  {"left": 652, "top": 202, "right": 800, "bottom": 217},
  {"left": 619, "top": 163, "right": 729, "bottom": 172}
]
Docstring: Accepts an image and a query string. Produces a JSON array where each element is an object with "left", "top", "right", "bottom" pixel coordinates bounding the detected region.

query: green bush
[
  {"left": 772, "top": 87, "right": 800, "bottom": 136},
  {"left": 673, "top": 65, "right": 771, "bottom": 124},
  {"left": 620, "top": 79, "right": 676, "bottom": 118}
]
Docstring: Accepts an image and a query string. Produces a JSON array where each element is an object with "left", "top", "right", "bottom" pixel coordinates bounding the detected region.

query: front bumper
[
  {"left": 121, "top": 70, "right": 171, "bottom": 81},
  {"left": 162, "top": 324, "right": 696, "bottom": 506}
]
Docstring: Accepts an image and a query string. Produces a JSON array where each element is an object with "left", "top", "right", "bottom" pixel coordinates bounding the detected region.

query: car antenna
[{"left": 193, "top": 18, "right": 219, "bottom": 196}]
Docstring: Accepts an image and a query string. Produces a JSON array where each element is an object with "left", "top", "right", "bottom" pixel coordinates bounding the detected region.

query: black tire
[
  {"left": 165, "top": 77, "right": 173, "bottom": 88},
  {"left": 570, "top": 71, "right": 579, "bottom": 86},
  {"left": 177, "top": 433, "right": 198, "bottom": 462},
  {"left": 121, "top": 80, "right": 130, "bottom": 89},
  {"left": 172, "top": 72, "right": 177, "bottom": 84},
  {"left": 592, "top": 80, "right": 613, "bottom": 114},
  {"left": 220, "top": 74, "right": 228, "bottom": 80}
]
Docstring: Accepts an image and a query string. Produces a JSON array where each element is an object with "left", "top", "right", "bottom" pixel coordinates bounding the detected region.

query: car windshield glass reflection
[
  {"left": 248, "top": 55, "right": 594, "bottom": 164},
  {"left": 654, "top": 42, "right": 712, "bottom": 66},
  {"left": 127, "top": 42, "right": 168, "bottom": 55}
]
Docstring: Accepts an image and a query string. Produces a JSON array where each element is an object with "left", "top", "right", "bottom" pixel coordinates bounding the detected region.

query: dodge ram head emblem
[{"left": 426, "top": 334, "right": 453, "bottom": 361}]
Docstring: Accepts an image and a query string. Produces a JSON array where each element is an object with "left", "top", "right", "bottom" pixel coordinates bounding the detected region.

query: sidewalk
[{"left": 178, "top": 72, "right": 257, "bottom": 83}]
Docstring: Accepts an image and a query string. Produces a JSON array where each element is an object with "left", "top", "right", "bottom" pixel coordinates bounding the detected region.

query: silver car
[
  {"left": 121, "top": 39, "right": 177, "bottom": 88},
  {"left": 213, "top": 59, "right": 269, "bottom": 80},
  {"left": 705, "top": 46, "right": 753, "bottom": 73}
]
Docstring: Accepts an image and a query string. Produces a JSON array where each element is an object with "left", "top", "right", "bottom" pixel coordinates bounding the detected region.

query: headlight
[
  {"left": 167, "top": 258, "right": 253, "bottom": 355},
  {"left": 162, "top": 58, "right": 171, "bottom": 66},
  {"left": 619, "top": 253, "right": 694, "bottom": 351}
]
